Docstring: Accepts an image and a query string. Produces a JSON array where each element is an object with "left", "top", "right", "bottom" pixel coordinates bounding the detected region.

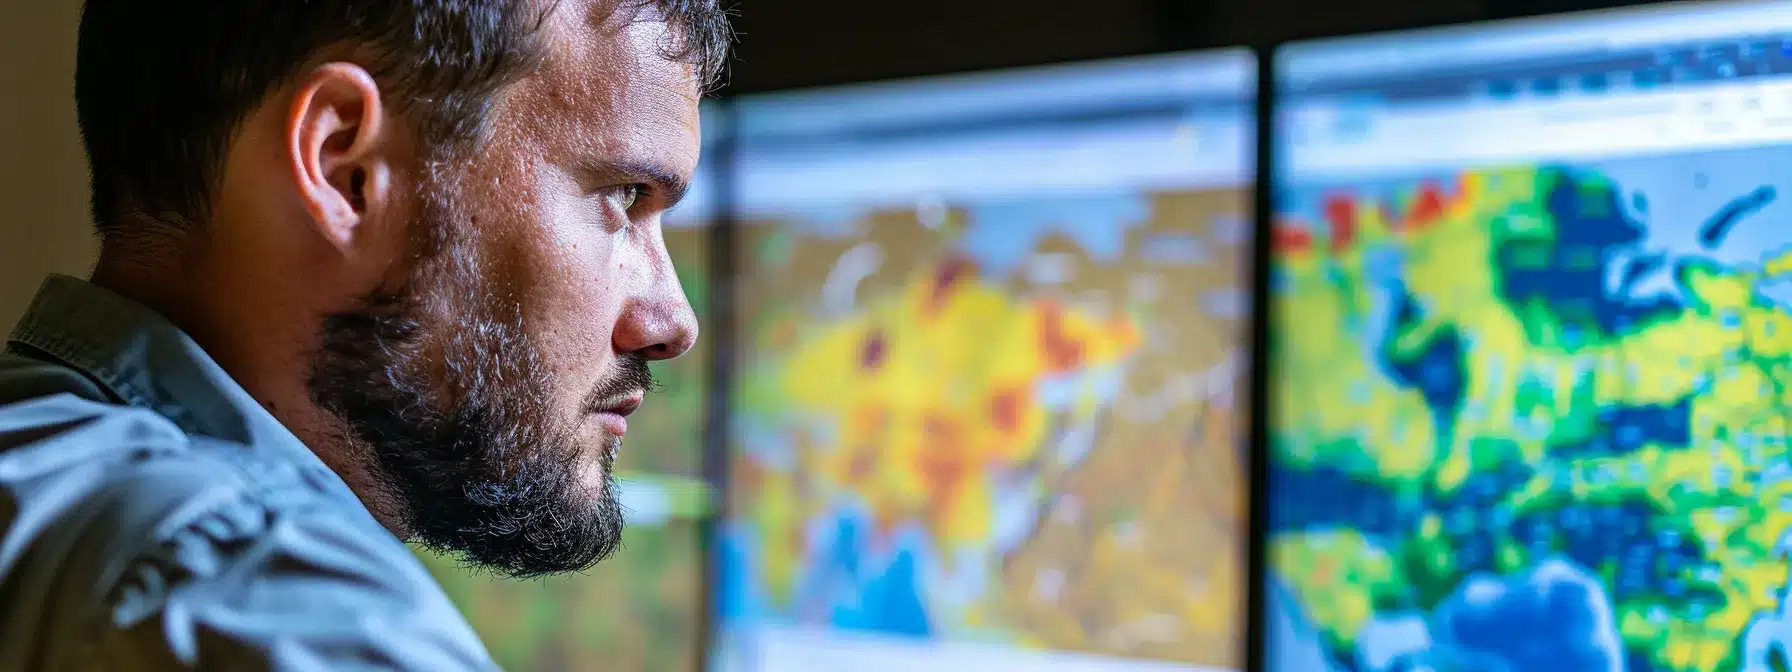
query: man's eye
[{"left": 608, "top": 184, "right": 643, "bottom": 211}]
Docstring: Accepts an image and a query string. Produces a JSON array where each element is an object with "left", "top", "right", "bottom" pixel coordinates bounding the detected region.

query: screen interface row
[{"left": 423, "top": 2, "right": 1792, "bottom": 671}]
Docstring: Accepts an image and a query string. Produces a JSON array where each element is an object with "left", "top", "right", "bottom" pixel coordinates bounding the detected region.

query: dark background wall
[{"left": 1, "top": 0, "right": 1662, "bottom": 324}]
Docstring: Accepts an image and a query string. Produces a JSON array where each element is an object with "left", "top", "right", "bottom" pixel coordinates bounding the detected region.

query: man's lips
[{"left": 589, "top": 391, "right": 644, "bottom": 437}]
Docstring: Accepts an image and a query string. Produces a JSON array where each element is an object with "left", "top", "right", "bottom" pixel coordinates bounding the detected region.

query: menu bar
[
  {"left": 1282, "top": 0, "right": 1792, "bottom": 92},
  {"left": 735, "top": 116, "right": 1252, "bottom": 212},
  {"left": 735, "top": 49, "right": 1254, "bottom": 143},
  {"left": 1283, "top": 77, "right": 1792, "bottom": 178}
]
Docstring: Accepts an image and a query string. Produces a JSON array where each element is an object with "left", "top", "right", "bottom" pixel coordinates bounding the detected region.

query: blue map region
[
  {"left": 1267, "top": 575, "right": 1344, "bottom": 672},
  {"left": 814, "top": 515, "right": 932, "bottom": 637},
  {"left": 1432, "top": 559, "right": 1626, "bottom": 672},
  {"left": 1271, "top": 554, "right": 1629, "bottom": 672},
  {"left": 958, "top": 193, "right": 1151, "bottom": 277},
  {"left": 775, "top": 203, "right": 878, "bottom": 237},
  {"left": 1550, "top": 398, "right": 1692, "bottom": 460},
  {"left": 1376, "top": 288, "right": 1468, "bottom": 442},
  {"left": 1269, "top": 145, "right": 1792, "bottom": 672},
  {"left": 1320, "top": 559, "right": 1627, "bottom": 672},
  {"left": 718, "top": 510, "right": 934, "bottom": 639},
  {"left": 717, "top": 524, "right": 766, "bottom": 623},
  {"left": 1494, "top": 166, "right": 1682, "bottom": 337},
  {"left": 1267, "top": 464, "right": 1428, "bottom": 544}
]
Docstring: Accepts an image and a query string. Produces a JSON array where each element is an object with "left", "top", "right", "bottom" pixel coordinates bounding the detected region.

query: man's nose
[{"left": 612, "top": 278, "right": 699, "bottom": 362}]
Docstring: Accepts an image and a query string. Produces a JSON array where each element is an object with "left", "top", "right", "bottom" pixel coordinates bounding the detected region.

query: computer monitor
[
  {"left": 715, "top": 50, "right": 1257, "bottom": 671},
  {"left": 1265, "top": 2, "right": 1792, "bottom": 671},
  {"left": 419, "top": 103, "right": 726, "bottom": 672}
]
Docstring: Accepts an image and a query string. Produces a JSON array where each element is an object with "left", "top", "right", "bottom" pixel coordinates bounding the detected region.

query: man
[{"left": 0, "top": 0, "right": 728, "bottom": 668}]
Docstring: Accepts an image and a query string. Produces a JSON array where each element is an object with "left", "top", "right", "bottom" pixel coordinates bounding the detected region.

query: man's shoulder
[
  {"left": 0, "top": 359, "right": 371, "bottom": 610},
  {"left": 0, "top": 353, "right": 493, "bottom": 670},
  {"left": 0, "top": 347, "right": 398, "bottom": 573},
  {"left": 0, "top": 353, "right": 251, "bottom": 509},
  {"left": 0, "top": 346, "right": 331, "bottom": 513}
]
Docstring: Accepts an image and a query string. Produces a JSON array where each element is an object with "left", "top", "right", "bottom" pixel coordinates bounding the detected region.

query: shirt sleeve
[
  {"left": 0, "top": 395, "right": 498, "bottom": 672},
  {"left": 96, "top": 493, "right": 501, "bottom": 672}
]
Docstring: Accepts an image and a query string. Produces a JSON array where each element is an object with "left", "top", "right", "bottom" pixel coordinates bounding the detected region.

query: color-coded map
[
  {"left": 421, "top": 222, "right": 713, "bottom": 672},
  {"left": 721, "top": 188, "right": 1249, "bottom": 668},
  {"left": 1267, "top": 146, "right": 1792, "bottom": 672}
]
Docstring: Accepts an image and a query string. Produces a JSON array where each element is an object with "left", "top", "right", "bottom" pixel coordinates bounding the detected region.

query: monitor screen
[
  {"left": 1266, "top": 2, "right": 1792, "bottom": 671},
  {"left": 419, "top": 103, "right": 725, "bottom": 672},
  {"left": 716, "top": 50, "right": 1257, "bottom": 671}
]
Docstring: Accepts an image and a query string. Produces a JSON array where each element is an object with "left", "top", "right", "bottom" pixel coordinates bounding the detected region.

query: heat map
[
  {"left": 721, "top": 189, "right": 1249, "bottom": 667},
  {"left": 1267, "top": 148, "right": 1792, "bottom": 672}
]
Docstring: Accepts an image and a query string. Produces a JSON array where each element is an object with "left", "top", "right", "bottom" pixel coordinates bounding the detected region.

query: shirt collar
[{"left": 6, "top": 274, "right": 335, "bottom": 477}]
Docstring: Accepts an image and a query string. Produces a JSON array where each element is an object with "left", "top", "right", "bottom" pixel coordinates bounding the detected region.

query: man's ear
[{"left": 287, "top": 62, "right": 394, "bottom": 253}]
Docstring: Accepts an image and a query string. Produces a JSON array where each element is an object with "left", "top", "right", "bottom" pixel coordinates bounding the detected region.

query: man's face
[{"left": 308, "top": 9, "right": 701, "bottom": 577}]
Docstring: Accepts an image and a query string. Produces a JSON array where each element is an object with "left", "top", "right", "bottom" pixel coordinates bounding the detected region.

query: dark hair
[{"left": 74, "top": 0, "right": 731, "bottom": 242}]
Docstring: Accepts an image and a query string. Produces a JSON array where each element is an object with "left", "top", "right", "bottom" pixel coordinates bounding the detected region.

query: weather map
[
  {"left": 420, "top": 221, "right": 713, "bottom": 672},
  {"left": 719, "top": 188, "right": 1250, "bottom": 668},
  {"left": 1266, "top": 146, "right": 1792, "bottom": 672}
]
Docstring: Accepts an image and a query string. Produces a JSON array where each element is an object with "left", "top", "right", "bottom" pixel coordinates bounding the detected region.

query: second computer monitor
[
  {"left": 716, "top": 49, "right": 1257, "bottom": 671},
  {"left": 1266, "top": 2, "right": 1792, "bottom": 671}
]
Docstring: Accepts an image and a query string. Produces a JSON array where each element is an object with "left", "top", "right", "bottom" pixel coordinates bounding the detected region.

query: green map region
[{"left": 1266, "top": 146, "right": 1792, "bottom": 672}]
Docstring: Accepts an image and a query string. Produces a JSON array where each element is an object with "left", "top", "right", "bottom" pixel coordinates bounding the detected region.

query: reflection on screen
[
  {"left": 718, "top": 51, "right": 1255, "bottom": 672},
  {"left": 1267, "top": 3, "right": 1792, "bottom": 671},
  {"left": 418, "top": 105, "right": 723, "bottom": 672}
]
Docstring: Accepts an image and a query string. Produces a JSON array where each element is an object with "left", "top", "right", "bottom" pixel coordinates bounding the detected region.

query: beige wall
[{"left": 0, "top": 1, "right": 93, "bottom": 328}]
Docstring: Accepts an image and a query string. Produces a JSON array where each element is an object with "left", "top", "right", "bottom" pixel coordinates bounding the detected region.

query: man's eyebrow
[{"left": 583, "top": 159, "right": 692, "bottom": 210}]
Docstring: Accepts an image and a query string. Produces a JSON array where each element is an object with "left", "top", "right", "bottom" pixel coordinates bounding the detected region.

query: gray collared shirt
[{"left": 0, "top": 275, "right": 498, "bottom": 670}]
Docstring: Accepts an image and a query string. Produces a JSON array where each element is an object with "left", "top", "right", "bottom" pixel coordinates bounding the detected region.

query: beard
[{"left": 306, "top": 168, "right": 651, "bottom": 578}]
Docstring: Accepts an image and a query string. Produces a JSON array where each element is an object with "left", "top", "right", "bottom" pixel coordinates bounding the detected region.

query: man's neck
[
  {"left": 91, "top": 245, "right": 202, "bottom": 332},
  {"left": 90, "top": 246, "right": 412, "bottom": 538}
]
